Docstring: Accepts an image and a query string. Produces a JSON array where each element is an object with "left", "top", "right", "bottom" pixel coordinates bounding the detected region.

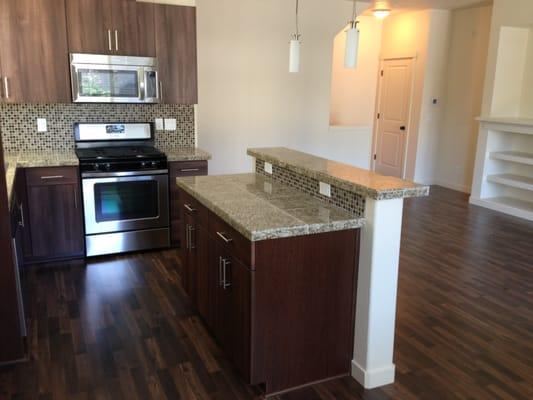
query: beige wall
[
  {"left": 436, "top": 5, "right": 492, "bottom": 193},
  {"left": 330, "top": 17, "right": 382, "bottom": 127},
  {"left": 196, "top": 0, "right": 379, "bottom": 174},
  {"left": 481, "top": 0, "right": 533, "bottom": 117},
  {"left": 378, "top": 9, "right": 451, "bottom": 182}
]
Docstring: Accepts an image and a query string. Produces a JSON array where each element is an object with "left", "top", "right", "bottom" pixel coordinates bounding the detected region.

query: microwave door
[
  {"left": 142, "top": 68, "right": 160, "bottom": 103},
  {"left": 71, "top": 64, "right": 143, "bottom": 103}
]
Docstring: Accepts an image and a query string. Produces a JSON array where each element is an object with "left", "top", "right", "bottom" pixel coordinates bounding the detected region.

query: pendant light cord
[
  {"left": 295, "top": 0, "right": 300, "bottom": 38},
  {"left": 350, "top": 0, "right": 359, "bottom": 29}
]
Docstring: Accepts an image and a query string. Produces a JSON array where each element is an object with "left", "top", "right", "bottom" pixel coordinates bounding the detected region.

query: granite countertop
[
  {"left": 4, "top": 149, "right": 79, "bottom": 207},
  {"left": 157, "top": 146, "right": 212, "bottom": 162},
  {"left": 248, "top": 147, "right": 430, "bottom": 200},
  {"left": 176, "top": 173, "right": 365, "bottom": 241}
]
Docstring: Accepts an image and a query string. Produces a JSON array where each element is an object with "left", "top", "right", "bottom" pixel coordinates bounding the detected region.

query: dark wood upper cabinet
[
  {"left": 0, "top": 0, "right": 70, "bottom": 103},
  {"left": 25, "top": 167, "right": 84, "bottom": 261},
  {"left": 66, "top": 0, "right": 155, "bottom": 57},
  {"left": 155, "top": 4, "right": 198, "bottom": 104},
  {"left": 65, "top": 0, "right": 111, "bottom": 55}
]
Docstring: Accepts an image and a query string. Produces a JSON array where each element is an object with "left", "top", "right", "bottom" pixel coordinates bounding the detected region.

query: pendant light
[
  {"left": 344, "top": 0, "right": 360, "bottom": 69},
  {"left": 373, "top": 0, "right": 391, "bottom": 19},
  {"left": 289, "top": 0, "right": 301, "bottom": 73}
]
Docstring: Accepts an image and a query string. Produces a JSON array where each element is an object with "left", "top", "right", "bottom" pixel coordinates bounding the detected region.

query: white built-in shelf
[
  {"left": 487, "top": 174, "right": 533, "bottom": 192},
  {"left": 490, "top": 151, "right": 533, "bottom": 166},
  {"left": 474, "top": 197, "right": 533, "bottom": 221}
]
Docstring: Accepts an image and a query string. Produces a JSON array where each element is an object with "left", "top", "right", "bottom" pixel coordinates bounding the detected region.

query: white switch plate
[
  {"left": 264, "top": 162, "right": 273, "bottom": 174},
  {"left": 37, "top": 118, "right": 47, "bottom": 133},
  {"left": 155, "top": 118, "right": 164, "bottom": 130},
  {"left": 164, "top": 118, "right": 177, "bottom": 131},
  {"left": 319, "top": 182, "right": 331, "bottom": 197}
]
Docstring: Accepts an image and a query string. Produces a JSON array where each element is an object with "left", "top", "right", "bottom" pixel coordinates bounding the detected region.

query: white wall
[
  {"left": 196, "top": 0, "right": 379, "bottom": 174},
  {"left": 330, "top": 17, "right": 382, "bottom": 127},
  {"left": 481, "top": 0, "right": 533, "bottom": 117},
  {"left": 436, "top": 5, "right": 492, "bottom": 193}
]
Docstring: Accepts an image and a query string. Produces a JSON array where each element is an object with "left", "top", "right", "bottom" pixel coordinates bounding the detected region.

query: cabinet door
[
  {"left": 111, "top": 0, "right": 155, "bottom": 57},
  {"left": 66, "top": 0, "right": 112, "bottom": 55},
  {"left": 27, "top": 182, "right": 84, "bottom": 260},
  {"left": 214, "top": 243, "right": 252, "bottom": 381},
  {"left": 155, "top": 4, "right": 198, "bottom": 104},
  {"left": 195, "top": 226, "right": 212, "bottom": 325},
  {"left": 181, "top": 211, "right": 196, "bottom": 299},
  {"left": 0, "top": 0, "right": 70, "bottom": 102}
]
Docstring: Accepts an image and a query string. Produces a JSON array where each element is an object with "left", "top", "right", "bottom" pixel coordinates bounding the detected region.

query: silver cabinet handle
[
  {"left": 3, "top": 77, "right": 9, "bottom": 99},
  {"left": 188, "top": 225, "right": 195, "bottom": 250},
  {"left": 185, "top": 223, "right": 190, "bottom": 250},
  {"left": 184, "top": 204, "right": 196, "bottom": 212},
  {"left": 108, "top": 30, "right": 112, "bottom": 51},
  {"left": 222, "top": 258, "right": 231, "bottom": 290},
  {"left": 18, "top": 202, "right": 25, "bottom": 228},
  {"left": 115, "top": 30, "right": 119, "bottom": 51},
  {"left": 41, "top": 175, "right": 64, "bottom": 180},
  {"left": 180, "top": 168, "right": 200, "bottom": 172},
  {"left": 159, "top": 81, "right": 163, "bottom": 102},
  {"left": 218, "top": 256, "right": 224, "bottom": 287},
  {"left": 216, "top": 231, "right": 233, "bottom": 243}
]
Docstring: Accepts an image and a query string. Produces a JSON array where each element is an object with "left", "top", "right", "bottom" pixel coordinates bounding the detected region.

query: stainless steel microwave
[{"left": 70, "top": 53, "right": 160, "bottom": 103}]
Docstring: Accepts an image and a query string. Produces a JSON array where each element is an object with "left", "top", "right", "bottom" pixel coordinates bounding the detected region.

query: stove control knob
[
  {"left": 93, "top": 163, "right": 100, "bottom": 171},
  {"left": 105, "top": 163, "right": 111, "bottom": 171},
  {"left": 141, "top": 162, "right": 147, "bottom": 168},
  {"left": 151, "top": 161, "right": 158, "bottom": 168}
]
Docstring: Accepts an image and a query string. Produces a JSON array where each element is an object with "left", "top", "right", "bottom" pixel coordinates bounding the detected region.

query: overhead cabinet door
[
  {"left": 66, "top": 0, "right": 155, "bottom": 57},
  {"left": 0, "top": 0, "right": 71, "bottom": 102},
  {"left": 155, "top": 4, "right": 198, "bottom": 104},
  {"left": 66, "top": 0, "right": 112, "bottom": 55}
]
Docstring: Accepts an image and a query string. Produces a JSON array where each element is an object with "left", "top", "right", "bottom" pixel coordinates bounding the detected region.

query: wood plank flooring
[{"left": 1, "top": 186, "right": 532, "bottom": 399}]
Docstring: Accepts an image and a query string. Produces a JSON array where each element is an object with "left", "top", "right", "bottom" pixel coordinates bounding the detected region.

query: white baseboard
[
  {"left": 351, "top": 360, "right": 395, "bottom": 389},
  {"left": 433, "top": 179, "right": 471, "bottom": 194}
]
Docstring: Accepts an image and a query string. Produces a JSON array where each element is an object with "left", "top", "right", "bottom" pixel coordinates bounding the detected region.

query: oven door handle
[{"left": 82, "top": 169, "right": 169, "bottom": 178}]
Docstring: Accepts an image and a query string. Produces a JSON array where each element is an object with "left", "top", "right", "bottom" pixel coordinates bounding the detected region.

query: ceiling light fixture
[
  {"left": 372, "top": 0, "right": 391, "bottom": 19},
  {"left": 344, "top": 0, "right": 360, "bottom": 69},
  {"left": 289, "top": 0, "right": 301, "bottom": 73}
]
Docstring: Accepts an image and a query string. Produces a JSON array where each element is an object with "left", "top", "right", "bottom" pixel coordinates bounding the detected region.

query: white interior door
[{"left": 374, "top": 58, "right": 414, "bottom": 178}]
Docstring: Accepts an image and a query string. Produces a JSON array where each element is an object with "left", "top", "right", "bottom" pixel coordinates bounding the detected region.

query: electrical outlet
[
  {"left": 164, "top": 118, "right": 176, "bottom": 131},
  {"left": 319, "top": 182, "right": 331, "bottom": 197},
  {"left": 264, "top": 162, "right": 273, "bottom": 174},
  {"left": 37, "top": 118, "right": 47, "bottom": 133},
  {"left": 155, "top": 118, "right": 164, "bottom": 130}
]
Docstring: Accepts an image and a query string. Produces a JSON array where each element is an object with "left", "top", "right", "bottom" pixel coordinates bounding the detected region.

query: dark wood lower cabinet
[
  {"left": 170, "top": 160, "right": 208, "bottom": 247},
  {"left": 178, "top": 187, "right": 360, "bottom": 395},
  {"left": 24, "top": 167, "right": 84, "bottom": 262}
]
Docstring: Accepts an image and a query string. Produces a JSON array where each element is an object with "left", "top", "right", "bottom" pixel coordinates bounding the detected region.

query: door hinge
[
  {"left": 377, "top": 113, "right": 381, "bottom": 119},
  {"left": 373, "top": 154, "right": 377, "bottom": 160},
  {"left": 380, "top": 70, "right": 384, "bottom": 77}
]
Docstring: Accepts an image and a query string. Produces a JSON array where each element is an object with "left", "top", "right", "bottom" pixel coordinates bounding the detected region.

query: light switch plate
[
  {"left": 319, "top": 182, "right": 331, "bottom": 197},
  {"left": 37, "top": 118, "right": 47, "bottom": 133},
  {"left": 264, "top": 162, "right": 273, "bottom": 174},
  {"left": 155, "top": 118, "right": 164, "bottom": 130},
  {"left": 164, "top": 118, "right": 177, "bottom": 131}
]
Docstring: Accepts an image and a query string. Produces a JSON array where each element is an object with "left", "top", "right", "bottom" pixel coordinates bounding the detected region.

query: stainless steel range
[{"left": 75, "top": 123, "right": 170, "bottom": 257}]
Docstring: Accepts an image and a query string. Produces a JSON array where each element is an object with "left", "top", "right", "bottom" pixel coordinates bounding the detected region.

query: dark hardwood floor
[{"left": 1, "top": 186, "right": 532, "bottom": 399}]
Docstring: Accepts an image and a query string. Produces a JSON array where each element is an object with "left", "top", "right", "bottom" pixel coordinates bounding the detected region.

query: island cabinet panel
[
  {"left": 0, "top": 0, "right": 71, "bottom": 103},
  {"left": 170, "top": 161, "right": 208, "bottom": 247},
  {"left": 176, "top": 186, "right": 359, "bottom": 396},
  {"left": 25, "top": 167, "right": 84, "bottom": 261}
]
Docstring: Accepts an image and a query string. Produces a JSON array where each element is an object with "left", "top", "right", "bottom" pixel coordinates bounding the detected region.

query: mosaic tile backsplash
[
  {"left": 256, "top": 159, "right": 366, "bottom": 217},
  {"left": 0, "top": 103, "right": 195, "bottom": 152}
]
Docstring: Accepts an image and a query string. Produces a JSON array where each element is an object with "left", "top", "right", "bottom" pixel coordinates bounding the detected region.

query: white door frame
[{"left": 371, "top": 56, "right": 417, "bottom": 179}]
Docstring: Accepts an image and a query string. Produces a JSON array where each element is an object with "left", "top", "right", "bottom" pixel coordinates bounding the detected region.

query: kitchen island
[
  {"left": 176, "top": 173, "right": 364, "bottom": 395},
  {"left": 177, "top": 147, "right": 429, "bottom": 394}
]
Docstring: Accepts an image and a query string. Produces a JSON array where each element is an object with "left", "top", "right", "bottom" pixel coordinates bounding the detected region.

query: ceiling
[{"left": 357, "top": 0, "right": 492, "bottom": 14}]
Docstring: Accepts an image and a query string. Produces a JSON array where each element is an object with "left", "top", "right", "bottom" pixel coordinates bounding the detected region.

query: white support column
[{"left": 352, "top": 197, "right": 404, "bottom": 389}]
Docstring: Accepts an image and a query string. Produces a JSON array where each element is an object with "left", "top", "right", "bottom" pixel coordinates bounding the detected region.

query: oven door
[
  {"left": 82, "top": 172, "right": 169, "bottom": 235},
  {"left": 71, "top": 63, "right": 144, "bottom": 103}
]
